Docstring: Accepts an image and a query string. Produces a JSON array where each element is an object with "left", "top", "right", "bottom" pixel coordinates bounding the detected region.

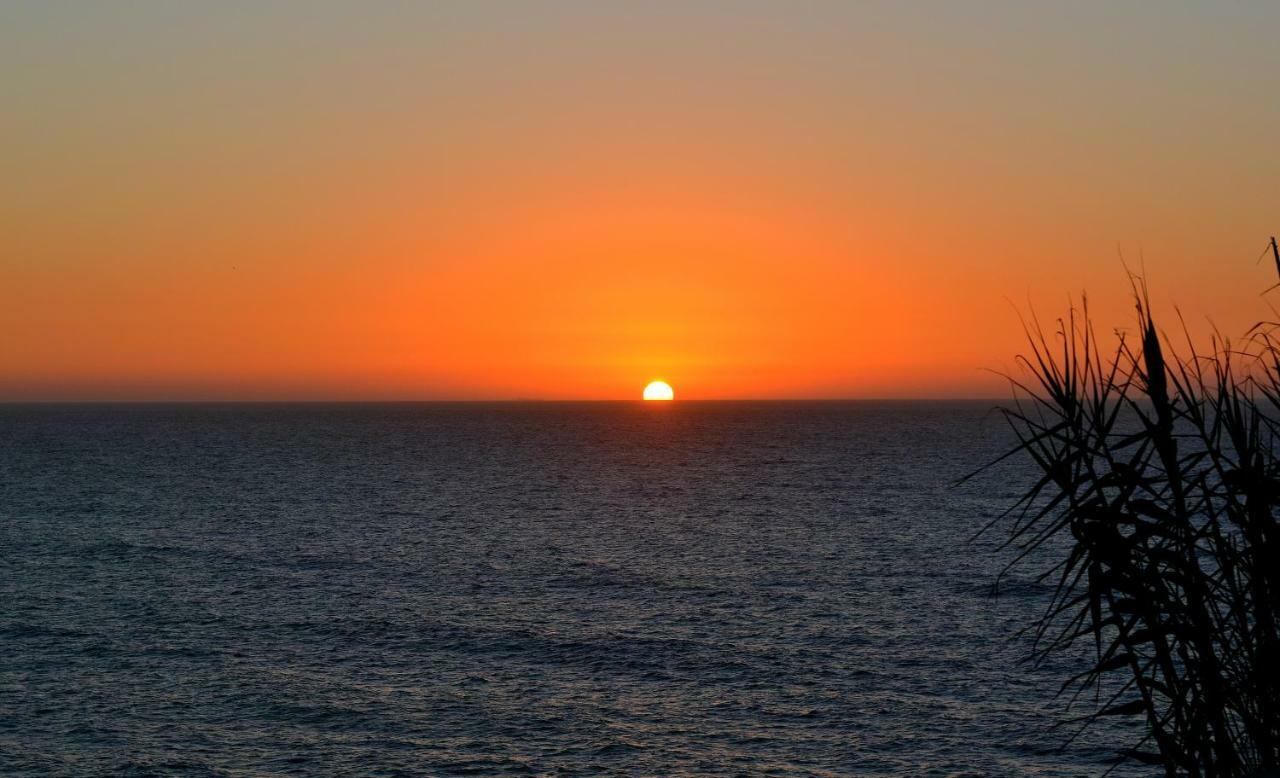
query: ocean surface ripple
[{"left": 0, "top": 402, "right": 1146, "bottom": 776}]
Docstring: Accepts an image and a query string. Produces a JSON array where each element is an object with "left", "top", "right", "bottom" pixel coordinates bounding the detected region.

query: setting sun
[{"left": 643, "top": 381, "right": 675, "bottom": 401}]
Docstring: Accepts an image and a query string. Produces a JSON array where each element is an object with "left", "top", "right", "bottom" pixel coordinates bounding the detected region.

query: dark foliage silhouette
[{"left": 979, "top": 240, "right": 1280, "bottom": 775}]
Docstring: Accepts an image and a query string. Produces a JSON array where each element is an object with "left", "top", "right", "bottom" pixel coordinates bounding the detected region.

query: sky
[{"left": 3, "top": 1, "right": 1279, "bottom": 401}]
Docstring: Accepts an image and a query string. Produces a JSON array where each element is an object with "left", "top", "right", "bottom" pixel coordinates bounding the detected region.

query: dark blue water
[{"left": 1, "top": 402, "right": 1144, "bottom": 776}]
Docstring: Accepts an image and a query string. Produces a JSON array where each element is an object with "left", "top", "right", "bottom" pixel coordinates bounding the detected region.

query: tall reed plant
[{"left": 980, "top": 252, "right": 1280, "bottom": 775}]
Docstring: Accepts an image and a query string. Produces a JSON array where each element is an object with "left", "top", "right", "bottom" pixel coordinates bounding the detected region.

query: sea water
[{"left": 0, "top": 402, "right": 1145, "bottom": 775}]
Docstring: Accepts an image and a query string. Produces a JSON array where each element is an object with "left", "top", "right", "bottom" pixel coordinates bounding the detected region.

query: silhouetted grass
[{"left": 977, "top": 243, "right": 1280, "bottom": 775}]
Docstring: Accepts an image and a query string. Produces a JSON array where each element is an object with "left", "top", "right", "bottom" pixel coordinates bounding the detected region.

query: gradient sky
[{"left": 3, "top": 2, "right": 1278, "bottom": 400}]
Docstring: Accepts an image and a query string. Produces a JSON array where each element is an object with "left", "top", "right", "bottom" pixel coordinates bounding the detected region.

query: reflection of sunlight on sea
[{"left": 1, "top": 401, "right": 1144, "bottom": 775}]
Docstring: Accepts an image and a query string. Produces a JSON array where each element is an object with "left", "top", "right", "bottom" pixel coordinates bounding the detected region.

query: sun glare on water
[{"left": 643, "top": 381, "right": 674, "bottom": 401}]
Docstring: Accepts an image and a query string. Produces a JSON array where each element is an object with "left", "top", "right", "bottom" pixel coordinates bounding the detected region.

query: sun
[{"left": 643, "top": 380, "right": 674, "bottom": 401}]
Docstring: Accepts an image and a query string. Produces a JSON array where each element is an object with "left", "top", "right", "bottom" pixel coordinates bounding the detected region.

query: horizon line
[{"left": 0, "top": 397, "right": 1009, "bottom": 406}]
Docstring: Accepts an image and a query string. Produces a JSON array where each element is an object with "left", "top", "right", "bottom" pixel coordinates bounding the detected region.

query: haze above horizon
[{"left": 4, "top": 2, "right": 1278, "bottom": 402}]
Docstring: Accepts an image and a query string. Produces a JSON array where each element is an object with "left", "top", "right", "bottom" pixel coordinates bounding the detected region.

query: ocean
[{"left": 0, "top": 401, "right": 1145, "bottom": 776}]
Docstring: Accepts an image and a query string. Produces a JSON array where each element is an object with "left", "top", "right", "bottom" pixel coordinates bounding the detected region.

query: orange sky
[{"left": 3, "top": 3, "right": 1278, "bottom": 400}]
